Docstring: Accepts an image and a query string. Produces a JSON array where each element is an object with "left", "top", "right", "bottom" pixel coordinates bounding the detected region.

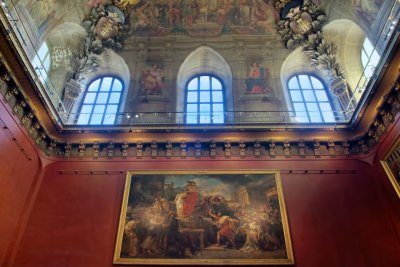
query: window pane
[
  {"left": 315, "top": 90, "right": 328, "bottom": 101},
  {"left": 319, "top": 102, "right": 332, "bottom": 111},
  {"left": 307, "top": 103, "right": 319, "bottom": 112},
  {"left": 100, "top": 77, "right": 113, "bottom": 91},
  {"left": 295, "top": 112, "right": 309, "bottom": 123},
  {"left": 288, "top": 77, "right": 299, "bottom": 89},
  {"left": 361, "top": 51, "right": 369, "bottom": 68},
  {"left": 188, "top": 78, "right": 198, "bottom": 90},
  {"left": 213, "top": 104, "right": 224, "bottom": 112},
  {"left": 90, "top": 105, "right": 105, "bottom": 124},
  {"left": 311, "top": 77, "right": 324, "bottom": 89},
  {"left": 309, "top": 112, "right": 322, "bottom": 122},
  {"left": 293, "top": 103, "right": 306, "bottom": 112},
  {"left": 200, "top": 91, "right": 210, "bottom": 102},
  {"left": 37, "top": 43, "right": 48, "bottom": 59},
  {"left": 187, "top": 104, "right": 197, "bottom": 113},
  {"left": 322, "top": 111, "right": 335, "bottom": 122},
  {"left": 298, "top": 75, "right": 312, "bottom": 89},
  {"left": 212, "top": 112, "right": 224, "bottom": 123},
  {"left": 212, "top": 91, "right": 223, "bottom": 102},
  {"left": 112, "top": 79, "right": 123, "bottom": 91},
  {"left": 363, "top": 38, "right": 374, "bottom": 57},
  {"left": 97, "top": 92, "right": 109, "bottom": 104},
  {"left": 199, "top": 76, "right": 210, "bottom": 90},
  {"left": 370, "top": 50, "right": 380, "bottom": 67},
  {"left": 199, "top": 104, "right": 211, "bottom": 112},
  {"left": 109, "top": 92, "right": 121, "bottom": 104},
  {"left": 103, "top": 105, "right": 118, "bottom": 124},
  {"left": 106, "top": 105, "right": 118, "bottom": 114},
  {"left": 187, "top": 92, "right": 198, "bottom": 103},
  {"left": 80, "top": 105, "right": 93, "bottom": 114},
  {"left": 77, "top": 105, "right": 93, "bottom": 125},
  {"left": 211, "top": 78, "right": 222, "bottom": 89},
  {"left": 88, "top": 79, "right": 101, "bottom": 92},
  {"left": 200, "top": 113, "right": 211, "bottom": 123},
  {"left": 186, "top": 114, "right": 197, "bottom": 124},
  {"left": 290, "top": 90, "right": 303, "bottom": 102},
  {"left": 84, "top": 93, "right": 96, "bottom": 104},
  {"left": 303, "top": 90, "right": 316, "bottom": 102},
  {"left": 103, "top": 114, "right": 116, "bottom": 124}
]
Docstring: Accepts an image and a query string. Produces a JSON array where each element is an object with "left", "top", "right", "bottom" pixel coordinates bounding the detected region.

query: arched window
[
  {"left": 77, "top": 77, "right": 123, "bottom": 125},
  {"left": 288, "top": 74, "right": 335, "bottom": 123},
  {"left": 32, "top": 42, "right": 50, "bottom": 82},
  {"left": 185, "top": 75, "right": 224, "bottom": 124},
  {"left": 361, "top": 37, "right": 380, "bottom": 79}
]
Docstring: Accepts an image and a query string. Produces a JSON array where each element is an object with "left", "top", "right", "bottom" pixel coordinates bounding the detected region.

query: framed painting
[
  {"left": 381, "top": 138, "right": 400, "bottom": 198},
  {"left": 113, "top": 170, "right": 294, "bottom": 265}
]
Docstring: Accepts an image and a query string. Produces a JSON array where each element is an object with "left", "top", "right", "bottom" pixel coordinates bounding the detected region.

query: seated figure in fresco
[
  {"left": 245, "top": 62, "right": 268, "bottom": 94},
  {"left": 140, "top": 64, "right": 164, "bottom": 95}
]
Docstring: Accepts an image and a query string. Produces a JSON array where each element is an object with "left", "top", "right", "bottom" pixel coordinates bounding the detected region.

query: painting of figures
[
  {"left": 139, "top": 64, "right": 165, "bottom": 95},
  {"left": 113, "top": 170, "right": 294, "bottom": 265},
  {"left": 129, "top": 0, "right": 278, "bottom": 37}
]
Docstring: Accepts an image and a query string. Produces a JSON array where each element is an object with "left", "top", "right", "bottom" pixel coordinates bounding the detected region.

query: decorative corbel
[
  {"left": 298, "top": 139, "right": 306, "bottom": 157},
  {"left": 283, "top": 140, "right": 291, "bottom": 157},
  {"left": 343, "top": 140, "right": 350, "bottom": 155},
  {"left": 313, "top": 139, "right": 320, "bottom": 156},
  {"left": 166, "top": 141, "right": 173, "bottom": 158},
  {"left": 78, "top": 142, "right": 86, "bottom": 160},
  {"left": 93, "top": 142, "right": 100, "bottom": 159},
  {"left": 254, "top": 140, "right": 261, "bottom": 158},
  {"left": 210, "top": 140, "right": 217, "bottom": 158},
  {"left": 107, "top": 142, "right": 115, "bottom": 159},
  {"left": 269, "top": 140, "right": 276, "bottom": 157},
  {"left": 122, "top": 142, "right": 129, "bottom": 159},
  {"left": 224, "top": 140, "right": 231, "bottom": 158},
  {"left": 239, "top": 140, "right": 246, "bottom": 158},
  {"left": 195, "top": 140, "right": 202, "bottom": 158},
  {"left": 327, "top": 140, "right": 335, "bottom": 156},
  {"left": 180, "top": 140, "right": 187, "bottom": 158},
  {"left": 151, "top": 141, "right": 158, "bottom": 158},
  {"left": 64, "top": 142, "right": 72, "bottom": 159},
  {"left": 136, "top": 142, "right": 143, "bottom": 158}
]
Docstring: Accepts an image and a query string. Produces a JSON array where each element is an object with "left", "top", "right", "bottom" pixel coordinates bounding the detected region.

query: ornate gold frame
[
  {"left": 381, "top": 138, "right": 400, "bottom": 198},
  {"left": 113, "top": 170, "right": 294, "bottom": 265}
]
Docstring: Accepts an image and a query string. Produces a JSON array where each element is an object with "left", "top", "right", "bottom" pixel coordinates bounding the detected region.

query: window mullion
[
  {"left": 298, "top": 76, "right": 311, "bottom": 123},
  {"left": 88, "top": 79, "right": 103, "bottom": 124},
  {"left": 101, "top": 78, "right": 114, "bottom": 124}
]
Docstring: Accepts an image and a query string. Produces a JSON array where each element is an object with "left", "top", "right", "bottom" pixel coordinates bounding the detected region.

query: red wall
[
  {"left": 0, "top": 102, "right": 41, "bottom": 266},
  {"left": 10, "top": 158, "right": 400, "bottom": 267}
]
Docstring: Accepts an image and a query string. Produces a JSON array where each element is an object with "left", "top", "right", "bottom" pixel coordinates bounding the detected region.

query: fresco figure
[
  {"left": 140, "top": 64, "right": 164, "bottom": 95},
  {"left": 245, "top": 63, "right": 268, "bottom": 94},
  {"left": 352, "top": 0, "right": 382, "bottom": 24}
]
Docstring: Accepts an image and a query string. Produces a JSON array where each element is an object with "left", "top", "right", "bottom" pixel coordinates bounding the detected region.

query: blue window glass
[
  {"left": 77, "top": 77, "right": 123, "bottom": 125},
  {"left": 361, "top": 38, "right": 381, "bottom": 79},
  {"left": 288, "top": 75, "right": 335, "bottom": 123},
  {"left": 185, "top": 75, "right": 224, "bottom": 124}
]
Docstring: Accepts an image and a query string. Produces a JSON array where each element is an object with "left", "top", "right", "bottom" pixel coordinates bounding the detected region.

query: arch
[
  {"left": 185, "top": 74, "right": 225, "bottom": 124},
  {"left": 287, "top": 74, "right": 335, "bottom": 123},
  {"left": 77, "top": 76, "right": 124, "bottom": 125},
  {"left": 70, "top": 49, "right": 130, "bottom": 123},
  {"left": 176, "top": 46, "right": 233, "bottom": 121},
  {"left": 322, "top": 19, "right": 371, "bottom": 103}
]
